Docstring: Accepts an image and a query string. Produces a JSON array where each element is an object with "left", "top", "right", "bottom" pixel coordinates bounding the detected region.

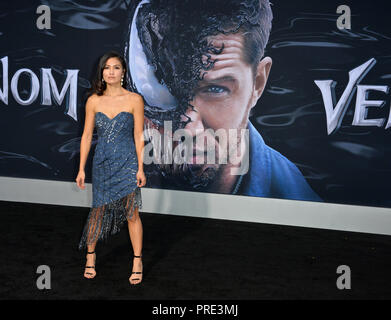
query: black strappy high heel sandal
[
  {"left": 84, "top": 251, "right": 96, "bottom": 279},
  {"left": 129, "top": 254, "right": 143, "bottom": 285}
]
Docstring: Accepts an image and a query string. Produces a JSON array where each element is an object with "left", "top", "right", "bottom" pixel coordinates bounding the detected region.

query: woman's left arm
[{"left": 133, "top": 94, "right": 146, "bottom": 187}]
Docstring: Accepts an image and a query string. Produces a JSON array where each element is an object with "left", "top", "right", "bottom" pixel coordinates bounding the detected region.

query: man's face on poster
[{"left": 146, "top": 31, "right": 272, "bottom": 191}]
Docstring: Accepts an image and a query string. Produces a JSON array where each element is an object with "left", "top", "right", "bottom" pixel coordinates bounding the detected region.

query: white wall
[{"left": 1, "top": 176, "right": 391, "bottom": 236}]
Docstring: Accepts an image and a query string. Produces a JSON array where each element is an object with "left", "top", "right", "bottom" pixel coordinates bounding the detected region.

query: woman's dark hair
[{"left": 87, "top": 51, "right": 127, "bottom": 97}]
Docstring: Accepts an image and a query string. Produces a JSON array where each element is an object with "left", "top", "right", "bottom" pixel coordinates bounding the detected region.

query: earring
[
  {"left": 121, "top": 76, "right": 124, "bottom": 86},
  {"left": 102, "top": 78, "right": 105, "bottom": 83}
]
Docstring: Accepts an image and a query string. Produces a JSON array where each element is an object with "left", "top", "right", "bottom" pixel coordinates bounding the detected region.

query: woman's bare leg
[
  {"left": 83, "top": 206, "right": 103, "bottom": 279},
  {"left": 127, "top": 207, "right": 143, "bottom": 284},
  {"left": 84, "top": 242, "right": 97, "bottom": 278}
]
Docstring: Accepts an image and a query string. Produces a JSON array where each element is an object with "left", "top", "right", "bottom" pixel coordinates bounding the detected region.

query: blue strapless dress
[{"left": 78, "top": 111, "right": 142, "bottom": 250}]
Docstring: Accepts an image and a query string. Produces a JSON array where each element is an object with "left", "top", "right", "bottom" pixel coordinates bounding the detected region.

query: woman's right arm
[
  {"left": 79, "top": 96, "right": 96, "bottom": 172},
  {"left": 76, "top": 96, "right": 96, "bottom": 190}
]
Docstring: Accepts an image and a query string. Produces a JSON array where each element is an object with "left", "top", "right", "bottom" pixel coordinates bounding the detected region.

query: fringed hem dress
[{"left": 78, "top": 111, "right": 142, "bottom": 250}]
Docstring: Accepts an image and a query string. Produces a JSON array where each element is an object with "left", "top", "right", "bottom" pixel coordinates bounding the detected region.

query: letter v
[{"left": 314, "top": 58, "right": 376, "bottom": 135}]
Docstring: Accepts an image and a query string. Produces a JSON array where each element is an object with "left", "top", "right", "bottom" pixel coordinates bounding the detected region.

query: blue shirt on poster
[{"left": 237, "top": 121, "right": 322, "bottom": 202}]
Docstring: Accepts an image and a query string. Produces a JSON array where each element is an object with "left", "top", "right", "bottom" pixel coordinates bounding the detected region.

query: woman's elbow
[{"left": 81, "top": 133, "right": 93, "bottom": 141}]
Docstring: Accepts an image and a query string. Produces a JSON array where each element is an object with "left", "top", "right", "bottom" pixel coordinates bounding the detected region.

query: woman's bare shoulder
[
  {"left": 86, "top": 94, "right": 100, "bottom": 112},
  {"left": 87, "top": 93, "right": 100, "bottom": 103},
  {"left": 125, "top": 90, "right": 143, "bottom": 100},
  {"left": 125, "top": 91, "right": 144, "bottom": 110}
]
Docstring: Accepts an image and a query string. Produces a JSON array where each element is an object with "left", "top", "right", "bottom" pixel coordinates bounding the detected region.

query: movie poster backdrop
[{"left": 1, "top": 0, "right": 390, "bottom": 208}]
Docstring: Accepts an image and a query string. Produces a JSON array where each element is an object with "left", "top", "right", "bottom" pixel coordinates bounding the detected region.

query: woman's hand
[
  {"left": 136, "top": 170, "right": 146, "bottom": 188},
  {"left": 76, "top": 170, "right": 86, "bottom": 190}
]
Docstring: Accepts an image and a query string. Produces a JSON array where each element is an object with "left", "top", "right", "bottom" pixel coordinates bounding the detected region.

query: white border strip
[{"left": 1, "top": 176, "right": 391, "bottom": 236}]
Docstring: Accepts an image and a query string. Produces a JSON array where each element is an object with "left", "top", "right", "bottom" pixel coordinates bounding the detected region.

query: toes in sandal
[{"left": 130, "top": 254, "right": 143, "bottom": 285}]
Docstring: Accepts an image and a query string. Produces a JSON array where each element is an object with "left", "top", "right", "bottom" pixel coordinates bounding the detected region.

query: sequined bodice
[{"left": 94, "top": 111, "right": 135, "bottom": 148}]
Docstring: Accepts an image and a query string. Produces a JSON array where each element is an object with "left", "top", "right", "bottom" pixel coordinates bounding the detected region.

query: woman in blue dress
[{"left": 76, "top": 51, "right": 146, "bottom": 285}]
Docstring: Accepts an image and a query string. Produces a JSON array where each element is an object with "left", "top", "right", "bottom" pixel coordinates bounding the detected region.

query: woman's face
[{"left": 102, "top": 57, "right": 124, "bottom": 84}]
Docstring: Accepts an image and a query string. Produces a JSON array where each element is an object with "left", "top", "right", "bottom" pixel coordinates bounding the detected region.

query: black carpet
[{"left": 0, "top": 200, "right": 390, "bottom": 300}]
